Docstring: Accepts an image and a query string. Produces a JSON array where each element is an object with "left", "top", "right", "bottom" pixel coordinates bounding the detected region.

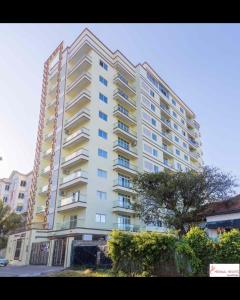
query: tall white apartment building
[
  {"left": 0, "top": 170, "right": 32, "bottom": 214},
  {"left": 6, "top": 28, "right": 202, "bottom": 267}
]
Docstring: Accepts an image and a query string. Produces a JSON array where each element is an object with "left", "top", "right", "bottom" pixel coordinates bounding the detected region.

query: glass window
[
  {"left": 172, "top": 99, "right": 177, "bottom": 106},
  {"left": 97, "top": 169, "right": 107, "bottom": 178},
  {"left": 98, "top": 129, "right": 108, "bottom": 140},
  {"left": 174, "top": 123, "right": 178, "bottom": 130},
  {"left": 96, "top": 213, "right": 106, "bottom": 223},
  {"left": 154, "top": 165, "right": 159, "bottom": 173},
  {"left": 99, "top": 59, "right": 108, "bottom": 70},
  {"left": 99, "top": 92, "right": 108, "bottom": 104},
  {"left": 99, "top": 75, "right": 108, "bottom": 86},
  {"left": 151, "top": 118, "right": 157, "bottom": 126},
  {"left": 3, "top": 196, "right": 8, "bottom": 202},
  {"left": 98, "top": 148, "right": 108, "bottom": 158},
  {"left": 20, "top": 180, "right": 26, "bottom": 187},
  {"left": 18, "top": 193, "right": 24, "bottom": 199},
  {"left": 176, "top": 149, "right": 180, "bottom": 156},
  {"left": 176, "top": 163, "right": 182, "bottom": 171},
  {"left": 180, "top": 107, "right": 184, "bottom": 114},
  {"left": 181, "top": 119, "right": 185, "bottom": 125},
  {"left": 175, "top": 136, "right": 179, "bottom": 143},
  {"left": 183, "top": 142, "right": 187, "bottom": 148},
  {"left": 150, "top": 104, "right": 155, "bottom": 112},
  {"left": 97, "top": 191, "right": 107, "bottom": 201},
  {"left": 182, "top": 130, "right": 186, "bottom": 136},
  {"left": 184, "top": 155, "right": 189, "bottom": 161},
  {"left": 150, "top": 90, "right": 155, "bottom": 97},
  {"left": 153, "top": 149, "right": 158, "bottom": 157},
  {"left": 99, "top": 111, "right": 108, "bottom": 121},
  {"left": 152, "top": 133, "right": 157, "bottom": 141},
  {"left": 173, "top": 111, "right": 177, "bottom": 118},
  {"left": 5, "top": 185, "right": 9, "bottom": 191}
]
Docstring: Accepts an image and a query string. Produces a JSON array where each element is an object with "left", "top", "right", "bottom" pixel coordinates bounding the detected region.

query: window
[
  {"left": 118, "top": 120, "right": 129, "bottom": 133},
  {"left": 150, "top": 90, "right": 155, "bottom": 97},
  {"left": 99, "top": 75, "right": 108, "bottom": 86},
  {"left": 97, "top": 191, "right": 107, "bottom": 201},
  {"left": 154, "top": 165, "right": 159, "bottom": 173},
  {"left": 99, "top": 59, "right": 108, "bottom": 70},
  {"left": 176, "top": 163, "right": 182, "bottom": 171},
  {"left": 184, "top": 155, "right": 189, "bottom": 161},
  {"left": 118, "top": 138, "right": 129, "bottom": 150},
  {"left": 96, "top": 213, "right": 106, "bottom": 223},
  {"left": 5, "top": 185, "right": 9, "bottom": 191},
  {"left": 180, "top": 107, "right": 184, "bottom": 114},
  {"left": 150, "top": 104, "right": 156, "bottom": 112},
  {"left": 16, "top": 206, "right": 23, "bottom": 212},
  {"left": 174, "top": 136, "right": 179, "bottom": 143},
  {"left": 70, "top": 215, "right": 77, "bottom": 229},
  {"left": 174, "top": 123, "right": 178, "bottom": 130},
  {"left": 153, "top": 149, "right": 158, "bottom": 157},
  {"left": 152, "top": 133, "right": 157, "bottom": 141},
  {"left": 98, "top": 129, "right": 108, "bottom": 140},
  {"left": 98, "top": 148, "right": 108, "bottom": 159},
  {"left": 143, "top": 126, "right": 151, "bottom": 138},
  {"left": 144, "top": 143, "right": 152, "bottom": 155},
  {"left": 173, "top": 111, "right": 177, "bottom": 118},
  {"left": 144, "top": 160, "right": 153, "bottom": 172},
  {"left": 14, "top": 239, "right": 22, "bottom": 260},
  {"left": 151, "top": 118, "right": 156, "bottom": 127},
  {"left": 176, "top": 149, "right": 180, "bottom": 156},
  {"left": 97, "top": 169, "right": 107, "bottom": 178},
  {"left": 181, "top": 119, "right": 185, "bottom": 125},
  {"left": 99, "top": 92, "right": 108, "bottom": 104},
  {"left": 182, "top": 130, "right": 186, "bottom": 137},
  {"left": 99, "top": 111, "right": 108, "bottom": 121},
  {"left": 172, "top": 99, "right": 177, "bottom": 106},
  {"left": 20, "top": 180, "right": 26, "bottom": 187},
  {"left": 18, "top": 193, "right": 24, "bottom": 199},
  {"left": 183, "top": 142, "right": 187, "bottom": 148},
  {"left": 118, "top": 194, "right": 131, "bottom": 208},
  {"left": 3, "top": 196, "right": 7, "bottom": 203}
]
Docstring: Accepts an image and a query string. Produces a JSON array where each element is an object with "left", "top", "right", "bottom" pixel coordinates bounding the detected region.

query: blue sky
[{"left": 0, "top": 23, "right": 239, "bottom": 191}]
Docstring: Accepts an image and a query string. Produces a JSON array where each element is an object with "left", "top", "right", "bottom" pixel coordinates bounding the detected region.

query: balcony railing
[
  {"left": 160, "top": 104, "right": 171, "bottom": 115},
  {"left": 61, "top": 170, "right": 88, "bottom": 184},
  {"left": 188, "top": 139, "right": 199, "bottom": 148},
  {"left": 113, "top": 89, "right": 136, "bottom": 107},
  {"left": 113, "top": 223, "right": 140, "bottom": 232},
  {"left": 55, "top": 218, "right": 85, "bottom": 230},
  {"left": 114, "top": 73, "right": 136, "bottom": 93},
  {"left": 162, "top": 145, "right": 173, "bottom": 155},
  {"left": 114, "top": 122, "right": 137, "bottom": 138},
  {"left": 190, "top": 151, "right": 200, "bottom": 159},
  {"left": 161, "top": 116, "right": 171, "bottom": 128},
  {"left": 113, "top": 105, "right": 136, "bottom": 122},
  {"left": 65, "top": 89, "right": 91, "bottom": 111},
  {"left": 66, "top": 72, "right": 91, "bottom": 92},
  {"left": 64, "top": 128, "right": 90, "bottom": 143},
  {"left": 59, "top": 193, "right": 87, "bottom": 207},
  {"left": 64, "top": 108, "right": 90, "bottom": 127},
  {"left": 113, "top": 140, "right": 137, "bottom": 155},
  {"left": 163, "top": 160, "right": 174, "bottom": 169},
  {"left": 62, "top": 149, "right": 89, "bottom": 164},
  {"left": 113, "top": 200, "right": 133, "bottom": 210},
  {"left": 36, "top": 206, "right": 46, "bottom": 213},
  {"left": 113, "top": 158, "right": 137, "bottom": 172},
  {"left": 67, "top": 55, "right": 92, "bottom": 75},
  {"left": 113, "top": 178, "right": 133, "bottom": 189},
  {"left": 161, "top": 131, "right": 173, "bottom": 140}
]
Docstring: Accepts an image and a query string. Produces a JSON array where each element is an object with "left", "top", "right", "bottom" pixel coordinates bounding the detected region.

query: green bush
[
  {"left": 175, "top": 227, "right": 215, "bottom": 276},
  {"left": 214, "top": 229, "right": 240, "bottom": 263},
  {"left": 107, "top": 230, "right": 178, "bottom": 276}
]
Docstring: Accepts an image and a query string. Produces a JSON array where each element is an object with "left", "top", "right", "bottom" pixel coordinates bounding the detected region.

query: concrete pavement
[{"left": 0, "top": 265, "right": 64, "bottom": 277}]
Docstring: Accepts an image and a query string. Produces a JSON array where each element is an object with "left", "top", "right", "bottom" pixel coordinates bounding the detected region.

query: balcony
[
  {"left": 161, "top": 145, "right": 174, "bottom": 156},
  {"left": 113, "top": 140, "right": 138, "bottom": 159},
  {"left": 67, "top": 55, "right": 92, "bottom": 80},
  {"left": 113, "top": 179, "right": 136, "bottom": 195},
  {"left": 189, "top": 151, "right": 200, "bottom": 160},
  {"left": 57, "top": 193, "right": 87, "bottom": 213},
  {"left": 113, "top": 89, "right": 136, "bottom": 110},
  {"left": 63, "top": 128, "right": 90, "bottom": 148},
  {"left": 163, "top": 160, "right": 175, "bottom": 170},
  {"left": 113, "top": 73, "right": 136, "bottom": 96},
  {"left": 160, "top": 116, "right": 172, "bottom": 128},
  {"left": 65, "top": 89, "right": 91, "bottom": 113},
  {"left": 55, "top": 218, "right": 85, "bottom": 231},
  {"left": 161, "top": 131, "right": 173, "bottom": 141},
  {"left": 113, "top": 158, "right": 137, "bottom": 176},
  {"left": 187, "top": 118, "right": 195, "bottom": 128},
  {"left": 61, "top": 149, "right": 89, "bottom": 169},
  {"left": 112, "top": 200, "right": 135, "bottom": 215},
  {"left": 44, "top": 132, "right": 53, "bottom": 141},
  {"left": 113, "top": 105, "right": 136, "bottom": 125},
  {"left": 41, "top": 165, "right": 51, "bottom": 176},
  {"left": 42, "top": 148, "right": 52, "bottom": 158},
  {"left": 64, "top": 108, "right": 90, "bottom": 131},
  {"left": 36, "top": 205, "right": 46, "bottom": 214},
  {"left": 113, "top": 122, "right": 137, "bottom": 143},
  {"left": 46, "top": 99, "right": 56, "bottom": 110},
  {"left": 188, "top": 139, "right": 199, "bottom": 148},
  {"left": 46, "top": 115, "right": 55, "bottom": 126},
  {"left": 38, "top": 185, "right": 48, "bottom": 195},
  {"left": 160, "top": 103, "right": 171, "bottom": 115},
  {"left": 59, "top": 170, "right": 88, "bottom": 190},
  {"left": 66, "top": 72, "right": 91, "bottom": 98},
  {"left": 113, "top": 223, "right": 140, "bottom": 232}
]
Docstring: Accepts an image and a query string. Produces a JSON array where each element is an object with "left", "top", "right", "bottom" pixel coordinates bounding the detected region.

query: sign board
[{"left": 210, "top": 264, "right": 240, "bottom": 277}]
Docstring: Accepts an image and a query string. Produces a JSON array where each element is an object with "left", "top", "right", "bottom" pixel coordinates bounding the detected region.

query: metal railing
[
  {"left": 113, "top": 140, "right": 137, "bottom": 155},
  {"left": 188, "top": 139, "right": 199, "bottom": 148},
  {"left": 161, "top": 116, "right": 171, "bottom": 128},
  {"left": 113, "top": 89, "right": 136, "bottom": 106},
  {"left": 62, "top": 149, "right": 89, "bottom": 163},
  {"left": 55, "top": 218, "right": 85, "bottom": 230},
  {"left": 161, "top": 131, "right": 173, "bottom": 140},
  {"left": 65, "top": 89, "right": 91, "bottom": 109},
  {"left": 67, "top": 55, "right": 92, "bottom": 74},
  {"left": 66, "top": 72, "right": 91, "bottom": 91},
  {"left": 114, "top": 122, "right": 137, "bottom": 138},
  {"left": 113, "top": 105, "right": 136, "bottom": 122},
  {"left": 113, "top": 223, "right": 140, "bottom": 232},
  {"left": 64, "top": 127, "right": 89, "bottom": 143},
  {"left": 113, "top": 178, "right": 133, "bottom": 189},
  {"left": 65, "top": 108, "right": 90, "bottom": 126},
  {"left": 163, "top": 160, "right": 175, "bottom": 169},
  {"left": 61, "top": 170, "right": 88, "bottom": 184},
  {"left": 59, "top": 193, "right": 87, "bottom": 207},
  {"left": 113, "top": 200, "right": 133, "bottom": 210},
  {"left": 113, "top": 158, "right": 137, "bottom": 171}
]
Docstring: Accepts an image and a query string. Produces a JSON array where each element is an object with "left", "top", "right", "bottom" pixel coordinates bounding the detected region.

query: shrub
[
  {"left": 175, "top": 227, "right": 215, "bottom": 276},
  {"left": 214, "top": 229, "right": 240, "bottom": 263},
  {"left": 107, "top": 230, "right": 178, "bottom": 276}
]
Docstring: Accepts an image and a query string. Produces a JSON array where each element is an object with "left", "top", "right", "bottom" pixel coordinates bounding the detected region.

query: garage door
[{"left": 29, "top": 242, "right": 49, "bottom": 265}]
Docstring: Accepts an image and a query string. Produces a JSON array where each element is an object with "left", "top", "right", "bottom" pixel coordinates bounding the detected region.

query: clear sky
[{"left": 0, "top": 23, "right": 239, "bottom": 191}]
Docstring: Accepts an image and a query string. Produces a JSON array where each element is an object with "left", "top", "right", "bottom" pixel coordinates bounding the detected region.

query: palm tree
[{"left": 0, "top": 199, "right": 24, "bottom": 249}]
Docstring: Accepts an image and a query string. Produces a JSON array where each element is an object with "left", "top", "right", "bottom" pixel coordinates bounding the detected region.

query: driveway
[{"left": 0, "top": 265, "right": 64, "bottom": 277}]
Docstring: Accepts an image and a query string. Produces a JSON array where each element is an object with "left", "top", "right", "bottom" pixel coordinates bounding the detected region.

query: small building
[{"left": 205, "top": 195, "right": 240, "bottom": 239}]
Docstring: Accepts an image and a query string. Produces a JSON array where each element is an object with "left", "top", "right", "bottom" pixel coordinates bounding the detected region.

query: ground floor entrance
[{"left": 29, "top": 242, "right": 49, "bottom": 265}]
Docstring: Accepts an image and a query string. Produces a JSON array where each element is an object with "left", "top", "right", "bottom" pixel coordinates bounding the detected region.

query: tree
[
  {"left": 133, "top": 166, "right": 237, "bottom": 236},
  {"left": 0, "top": 199, "right": 24, "bottom": 249}
]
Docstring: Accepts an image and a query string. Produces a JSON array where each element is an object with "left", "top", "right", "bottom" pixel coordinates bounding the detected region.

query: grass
[{"left": 45, "top": 267, "right": 114, "bottom": 277}]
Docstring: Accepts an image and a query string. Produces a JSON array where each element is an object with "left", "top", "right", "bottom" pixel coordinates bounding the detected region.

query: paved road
[{"left": 0, "top": 265, "right": 64, "bottom": 277}]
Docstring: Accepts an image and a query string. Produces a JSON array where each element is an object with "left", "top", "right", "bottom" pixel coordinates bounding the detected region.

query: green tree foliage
[
  {"left": 214, "top": 229, "right": 240, "bottom": 263},
  {"left": 133, "top": 166, "right": 237, "bottom": 235},
  {"left": 107, "top": 230, "right": 178, "bottom": 276},
  {"left": 0, "top": 199, "right": 24, "bottom": 249},
  {"left": 175, "top": 227, "right": 215, "bottom": 276}
]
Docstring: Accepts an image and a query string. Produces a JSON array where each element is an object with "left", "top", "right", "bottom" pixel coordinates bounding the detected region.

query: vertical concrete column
[
  {"left": 64, "top": 237, "right": 74, "bottom": 268},
  {"left": 47, "top": 239, "right": 55, "bottom": 266}
]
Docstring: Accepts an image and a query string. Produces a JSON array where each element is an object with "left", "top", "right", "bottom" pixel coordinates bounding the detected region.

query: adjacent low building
[{"left": 6, "top": 28, "right": 203, "bottom": 267}]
